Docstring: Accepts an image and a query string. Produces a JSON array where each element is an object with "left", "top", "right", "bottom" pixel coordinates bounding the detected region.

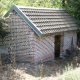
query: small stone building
[{"left": 4, "top": 5, "right": 78, "bottom": 63}]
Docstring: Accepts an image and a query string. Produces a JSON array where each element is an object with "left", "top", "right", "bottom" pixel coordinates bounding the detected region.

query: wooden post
[
  {"left": 40, "top": 60, "right": 43, "bottom": 77},
  {"left": 7, "top": 64, "right": 12, "bottom": 80},
  {"left": 11, "top": 53, "right": 16, "bottom": 67},
  {"left": 71, "top": 37, "right": 74, "bottom": 51}
]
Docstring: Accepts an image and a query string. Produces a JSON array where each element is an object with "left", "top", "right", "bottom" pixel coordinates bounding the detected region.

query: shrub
[{"left": 0, "top": 17, "right": 9, "bottom": 39}]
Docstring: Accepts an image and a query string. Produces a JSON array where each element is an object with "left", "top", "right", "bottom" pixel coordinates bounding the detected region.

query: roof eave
[{"left": 4, "top": 5, "right": 42, "bottom": 37}]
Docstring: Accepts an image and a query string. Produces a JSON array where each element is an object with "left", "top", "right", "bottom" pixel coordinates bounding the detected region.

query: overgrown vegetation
[
  {"left": 0, "top": 1, "right": 9, "bottom": 40},
  {"left": 65, "top": 0, "right": 80, "bottom": 24},
  {"left": 0, "top": 0, "right": 63, "bottom": 15},
  {"left": 0, "top": 17, "right": 9, "bottom": 39},
  {"left": 57, "top": 65, "right": 80, "bottom": 80},
  {"left": 0, "top": 56, "right": 80, "bottom": 80}
]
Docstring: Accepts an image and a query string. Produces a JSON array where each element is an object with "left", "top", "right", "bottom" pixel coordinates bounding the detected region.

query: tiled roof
[
  {"left": 19, "top": 7, "right": 78, "bottom": 34},
  {"left": 5, "top": 5, "right": 78, "bottom": 37}
]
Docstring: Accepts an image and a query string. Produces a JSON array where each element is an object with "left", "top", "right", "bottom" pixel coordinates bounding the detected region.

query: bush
[{"left": 0, "top": 17, "right": 9, "bottom": 39}]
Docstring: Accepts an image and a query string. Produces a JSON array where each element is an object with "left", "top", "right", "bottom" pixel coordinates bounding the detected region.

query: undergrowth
[{"left": 57, "top": 64, "right": 80, "bottom": 80}]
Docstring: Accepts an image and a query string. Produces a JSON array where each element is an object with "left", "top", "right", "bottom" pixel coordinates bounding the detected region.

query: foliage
[
  {"left": 64, "top": 0, "right": 80, "bottom": 42},
  {"left": 0, "top": 1, "right": 9, "bottom": 39},
  {"left": 0, "top": 0, "right": 63, "bottom": 15},
  {"left": 65, "top": 0, "right": 80, "bottom": 24},
  {"left": 0, "top": 17, "right": 9, "bottom": 39}
]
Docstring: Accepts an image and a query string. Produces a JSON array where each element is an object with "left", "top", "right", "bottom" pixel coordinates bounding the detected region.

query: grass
[{"left": 57, "top": 64, "right": 80, "bottom": 80}]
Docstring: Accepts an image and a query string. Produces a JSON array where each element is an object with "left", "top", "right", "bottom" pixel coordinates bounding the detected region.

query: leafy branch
[{"left": 0, "top": 17, "right": 10, "bottom": 39}]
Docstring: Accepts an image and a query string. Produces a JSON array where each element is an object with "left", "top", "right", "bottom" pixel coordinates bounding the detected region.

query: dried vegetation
[{"left": 0, "top": 49, "right": 80, "bottom": 80}]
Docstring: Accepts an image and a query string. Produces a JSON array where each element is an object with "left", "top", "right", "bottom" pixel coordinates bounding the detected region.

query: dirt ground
[
  {"left": 9, "top": 57, "right": 80, "bottom": 80},
  {"left": 1, "top": 51, "right": 80, "bottom": 80}
]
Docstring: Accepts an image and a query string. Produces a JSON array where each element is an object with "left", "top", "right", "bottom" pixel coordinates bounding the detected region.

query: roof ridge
[{"left": 17, "top": 5, "right": 65, "bottom": 10}]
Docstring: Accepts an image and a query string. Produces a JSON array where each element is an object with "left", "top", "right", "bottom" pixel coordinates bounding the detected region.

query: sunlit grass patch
[{"left": 57, "top": 64, "right": 80, "bottom": 80}]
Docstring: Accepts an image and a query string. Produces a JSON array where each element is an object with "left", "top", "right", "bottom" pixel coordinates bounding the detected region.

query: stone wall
[
  {"left": 5, "top": 11, "right": 35, "bottom": 63},
  {"left": 63, "top": 31, "right": 77, "bottom": 54},
  {"left": 34, "top": 31, "right": 77, "bottom": 63}
]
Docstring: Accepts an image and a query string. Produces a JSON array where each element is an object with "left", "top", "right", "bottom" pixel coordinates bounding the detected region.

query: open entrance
[{"left": 55, "top": 35, "right": 61, "bottom": 58}]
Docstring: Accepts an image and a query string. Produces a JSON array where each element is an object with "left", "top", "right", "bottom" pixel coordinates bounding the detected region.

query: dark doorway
[{"left": 55, "top": 35, "right": 61, "bottom": 58}]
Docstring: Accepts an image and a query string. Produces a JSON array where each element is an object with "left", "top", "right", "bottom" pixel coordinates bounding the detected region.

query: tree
[
  {"left": 0, "top": 1, "right": 9, "bottom": 39},
  {"left": 65, "top": 0, "right": 80, "bottom": 23},
  {"left": 65, "top": 0, "right": 80, "bottom": 43},
  {"left": 0, "top": 17, "right": 9, "bottom": 39},
  {"left": 62, "top": 0, "right": 65, "bottom": 7},
  {"left": 0, "top": 0, "right": 63, "bottom": 14}
]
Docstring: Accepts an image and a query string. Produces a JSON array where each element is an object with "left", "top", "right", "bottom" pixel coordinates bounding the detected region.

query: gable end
[{"left": 4, "top": 5, "right": 42, "bottom": 37}]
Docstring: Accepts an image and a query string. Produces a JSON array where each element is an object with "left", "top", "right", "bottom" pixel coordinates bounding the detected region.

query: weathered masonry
[{"left": 4, "top": 5, "right": 78, "bottom": 63}]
